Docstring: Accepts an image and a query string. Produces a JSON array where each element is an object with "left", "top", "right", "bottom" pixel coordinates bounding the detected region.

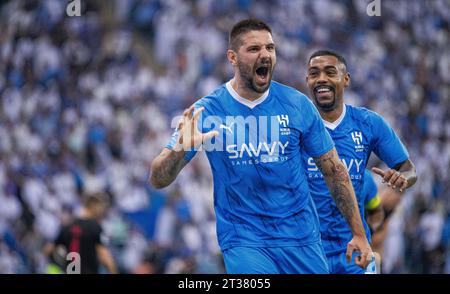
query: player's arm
[
  {"left": 43, "top": 227, "right": 64, "bottom": 257},
  {"left": 370, "top": 113, "right": 417, "bottom": 192},
  {"left": 150, "top": 148, "right": 188, "bottom": 188},
  {"left": 96, "top": 244, "right": 118, "bottom": 274},
  {"left": 379, "top": 185, "right": 403, "bottom": 219},
  {"left": 150, "top": 105, "right": 218, "bottom": 189},
  {"left": 313, "top": 147, "right": 372, "bottom": 268},
  {"left": 372, "top": 159, "right": 417, "bottom": 192}
]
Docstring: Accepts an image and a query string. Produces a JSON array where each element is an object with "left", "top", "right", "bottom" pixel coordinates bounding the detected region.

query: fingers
[
  {"left": 182, "top": 106, "right": 203, "bottom": 128},
  {"left": 373, "top": 167, "right": 408, "bottom": 192},
  {"left": 181, "top": 105, "right": 199, "bottom": 135},
  {"left": 388, "top": 171, "right": 401, "bottom": 189},
  {"left": 183, "top": 105, "right": 195, "bottom": 119},
  {"left": 193, "top": 107, "right": 205, "bottom": 123},
  {"left": 181, "top": 105, "right": 194, "bottom": 130},
  {"left": 187, "top": 105, "right": 195, "bottom": 118},
  {"left": 346, "top": 244, "right": 355, "bottom": 264},
  {"left": 392, "top": 172, "right": 408, "bottom": 191},
  {"left": 399, "top": 179, "right": 408, "bottom": 192},
  {"left": 389, "top": 170, "right": 408, "bottom": 192},
  {"left": 371, "top": 167, "right": 385, "bottom": 178},
  {"left": 347, "top": 237, "right": 373, "bottom": 269},
  {"left": 177, "top": 117, "right": 184, "bottom": 130},
  {"left": 381, "top": 169, "right": 395, "bottom": 184},
  {"left": 372, "top": 167, "right": 397, "bottom": 185},
  {"left": 372, "top": 167, "right": 392, "bottom": 184},
  {"left": 202, "top": 130, "right": 219, "bottom": 142},
  {"left": 355, "top": 251, "right": 369, "bottom": 269},
  {"left": 177, "top": 105, "right": 215, "bottom": 151}
]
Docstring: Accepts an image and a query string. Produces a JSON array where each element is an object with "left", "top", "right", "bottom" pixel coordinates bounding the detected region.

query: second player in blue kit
[{"left": 303, "top": 50, "right": 417, "bottom": 274}]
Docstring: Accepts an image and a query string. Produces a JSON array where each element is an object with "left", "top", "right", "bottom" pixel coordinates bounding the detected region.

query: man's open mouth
[
  {"left": 255, "top": 65, "right": 270, "bottom": 84},
  {"left": 314, "top": 85, "right": 334, "bottom": 94},
  {"left": 256, "top": 65, "right": 269, "bottom": 77},
  {"left": 313, "top": 85, "right": 335, "bottom": 100}
]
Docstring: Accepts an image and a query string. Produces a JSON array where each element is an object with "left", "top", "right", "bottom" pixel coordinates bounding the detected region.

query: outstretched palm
[{"left": 173, "top": 105, "right": 218, "bottom": 152}]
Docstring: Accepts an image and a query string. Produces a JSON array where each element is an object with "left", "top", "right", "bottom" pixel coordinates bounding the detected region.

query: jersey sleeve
[
  {"left": 370, "top": 112, "right": 409, "bottom": 168},
  {"left": 300, "top": 97, "right": 334, "bottom": 157},
  {"left": 363, "top": 169, "right": 380, "bottom": 210},
  {"left": 165, "top": 128, "right": 198, "bottom": 161}
]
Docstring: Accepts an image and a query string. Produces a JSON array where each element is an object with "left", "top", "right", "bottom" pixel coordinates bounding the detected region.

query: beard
[
  {"left": 311, "top": 84, "right": 340, "bottom": 112},
  {"left": 313, "top": 94, "right": 338, "bottom": 112},
  {"left": 237, "top": 59, "right": 273, "bottom": 93}
]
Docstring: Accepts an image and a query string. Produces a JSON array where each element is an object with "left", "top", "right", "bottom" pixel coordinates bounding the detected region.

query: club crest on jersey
[
  {"left": 277, "top": 115, "right": 290, "bottom": 135},
  {"left": 351, "top": 131, "right": 364, "bottom": 152}
]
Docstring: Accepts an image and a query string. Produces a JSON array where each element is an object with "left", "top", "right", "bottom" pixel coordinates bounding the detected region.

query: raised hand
[
  {"left": 371, "top": 167, "right": 408, "bottom": 192},
  {"left": 173, "top": 105, "right": 219, "bottom": 152}
]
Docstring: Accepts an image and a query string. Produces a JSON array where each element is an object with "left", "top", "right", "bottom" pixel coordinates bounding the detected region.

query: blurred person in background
[{"left": 44, "top": 192, "right": 117, "bottom": 274}]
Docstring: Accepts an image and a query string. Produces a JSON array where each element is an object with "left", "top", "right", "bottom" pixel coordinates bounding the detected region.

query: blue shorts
[
  {"left": 326, "top": 251, "right": 365, "bottom": 274},
  {"left": 222, "top": 243, "right": 329, "bottom": 274}
]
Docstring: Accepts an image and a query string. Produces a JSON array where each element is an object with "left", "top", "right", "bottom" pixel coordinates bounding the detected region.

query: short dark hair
[
  {"left": 229, "top": 18, "right": 272, "bottom": 51},
  {"left": 308, "top": 49, "right": 348, "bottom": 69}
]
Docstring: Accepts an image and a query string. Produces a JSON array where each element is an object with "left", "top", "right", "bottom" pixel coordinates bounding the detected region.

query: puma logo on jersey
[{"left": 219, "top": 122, "right": 235, "bottom": 134}]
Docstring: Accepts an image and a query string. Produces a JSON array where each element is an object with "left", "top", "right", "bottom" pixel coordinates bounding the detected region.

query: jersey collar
[
  {"left": 226, "top": 80, "right": 270, "bottom": 109},
  {"left": 323, "top": 104, "right": 347, "bottom": 131}
]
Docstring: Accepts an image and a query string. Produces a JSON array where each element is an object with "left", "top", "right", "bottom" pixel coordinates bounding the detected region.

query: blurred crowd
[{"left": 0, "top": 0, "right": 449, "bottom": 273}]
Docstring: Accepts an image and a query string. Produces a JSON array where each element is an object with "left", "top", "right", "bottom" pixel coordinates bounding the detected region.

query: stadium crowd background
[{"left": 0, "top": 0, "right": 449, "bottom": 274}]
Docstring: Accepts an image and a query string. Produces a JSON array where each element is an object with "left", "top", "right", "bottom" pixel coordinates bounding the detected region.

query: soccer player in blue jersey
[
  {"left": 304, "top": 49, "right": 417, "bottom": 274},
  {"left": 150, "top": 20, "right": 372, "bottom": 274}
]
